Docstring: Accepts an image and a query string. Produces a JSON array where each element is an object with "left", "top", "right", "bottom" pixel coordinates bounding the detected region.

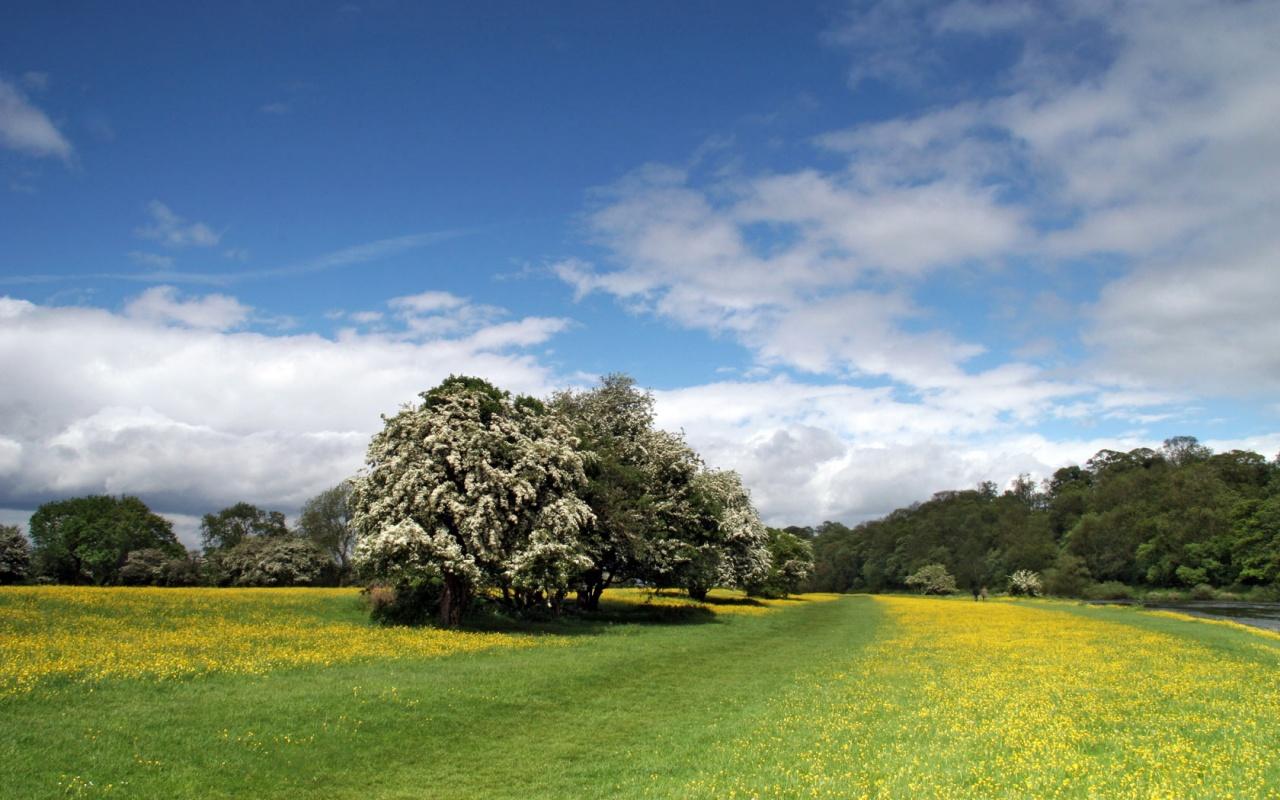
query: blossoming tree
[{"left": 351, "top": 376, "right": 593, "bottom": 625}]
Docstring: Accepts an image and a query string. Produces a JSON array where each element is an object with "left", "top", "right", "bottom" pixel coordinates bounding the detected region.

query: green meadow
[{"left": 2, "top": 588, "right": 1278, "bottom": 799}]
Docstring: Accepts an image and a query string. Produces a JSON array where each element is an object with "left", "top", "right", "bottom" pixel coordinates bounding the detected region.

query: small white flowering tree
[
  {"left": 351, "top": 376, "right": 593, "bottom": 626},
  {"left": 1009, "top": 569, "right": 1043, "bottom": 597},
  {"left": 905, "top": 563, "right": 958, "bottom": 595}
]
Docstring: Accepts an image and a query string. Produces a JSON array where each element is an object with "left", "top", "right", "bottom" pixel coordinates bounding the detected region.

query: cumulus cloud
[
  {"left": 0, "top": 77, "right": 72, "bottom": 160},
  {"left": 562, "top": 0, "right": 1280, "bottom": 403},
  {"left": 135, "top": 201, "right": 221, "bottom": 248},
  {"left": 819, "top": 0, "right": 1280, "bottom": 395},
  {"left": 0, "top": 292, "right": 570, "bottom": 522},
  {"left": 650, "top": 378, "right": 1149, "bottom": 524},
  {"left": 124, "top": 286, "right": 252, "bottom": 330}
]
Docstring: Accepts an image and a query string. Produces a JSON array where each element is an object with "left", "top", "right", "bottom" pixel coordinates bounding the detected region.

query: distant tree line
[
  {"left": 0, "top": 485, "right": 358, "bottom": 588},
  {"left": 804, "top": 437, "right": 1280, "bottom": 599}
]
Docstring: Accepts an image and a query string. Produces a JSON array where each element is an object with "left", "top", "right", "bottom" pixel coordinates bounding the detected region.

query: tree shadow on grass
[{"left": 456, "top": 593, "right": 722, "bottom": 637}]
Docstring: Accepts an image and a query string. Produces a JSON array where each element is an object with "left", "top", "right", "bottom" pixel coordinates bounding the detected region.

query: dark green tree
[
  {"left": 298, "top": 482, "right": 356, "bottom": 579},
  {"left": 200, "top": 502, "right": 289, "bottom": 554},
  {"left": 29, "top": 495, "right": 182, "bottom": 584}
]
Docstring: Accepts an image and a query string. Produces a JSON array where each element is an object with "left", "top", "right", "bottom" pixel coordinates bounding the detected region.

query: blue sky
[{"left": 2, "top": 1, "right": 1279, "bottom": 544}]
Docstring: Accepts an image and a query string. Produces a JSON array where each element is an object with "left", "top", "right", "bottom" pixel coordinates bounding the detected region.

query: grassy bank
[{"left": 1, "top": 588, "right": 1277, "bottom": 798}]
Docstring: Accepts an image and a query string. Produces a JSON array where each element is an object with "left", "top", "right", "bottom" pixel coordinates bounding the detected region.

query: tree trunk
[
  {"left": 687, "top": 584, "right": 709, "bottom": 601},
  {"left": 577, "top": 569, "right": 606, "bottom": 611},
  {"left": 439, "top": 574, "right": 471, "bottom": 627}
]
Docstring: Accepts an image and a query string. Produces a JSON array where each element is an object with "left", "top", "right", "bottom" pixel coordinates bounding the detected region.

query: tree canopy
[
  {"left": 29, "top": 495, "right": 183, "bottom": 585},
  {"left": 807, "top": 437, "right": 1280, "bottom": 596},
  {"left": 352, "top": 376, "right": 595, "bottom": 625},
  {"left": 298, "top": 482, "right": 357, "bottom": 579},
  {"left": 353, "top": 374, "right": 774, "bottom": 625},
  {"left": 200, "top": 502, "right": 290, "bottom": 553}
]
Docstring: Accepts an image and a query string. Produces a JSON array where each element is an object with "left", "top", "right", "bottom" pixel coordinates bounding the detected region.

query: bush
[
  {"left": 219, "top": 536, "right": 332, "bottom": 587},
  {"left": 119, "top": 549, "right": 171, "bottom": 585},
  {"left": 365, "top": 579, "right": 444, "bottom": 625},
  {"left": 1082, "top": 581, "right": 1134, "bottom": 601},
  {"left": 1143, "top": 589, "right": 1188, "bottom": 604},
  {"left": 1189, "top": 583, "right": 1217, "bottom": 601},
  {"left": 904, "top": 563, "right": 957, "bottom": 595},
  {"left": 0, "top": 524, "right": 31, "bottom": 585},
  {"left": 1008, "top": 569, "right": 1043, "bottom": 597},
  {"left": 1244, "top": 583, "right": 1280, "bottom": 602},
  {"left": 161, "top": 556, "right": 202, "bottom": 587}
]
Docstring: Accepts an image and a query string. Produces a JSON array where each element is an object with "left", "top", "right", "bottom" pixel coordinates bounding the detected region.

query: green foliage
[
  {"left": 809, "top": 436, "right": 1280, "bottom": 595},
  {"left": 365, "top": 579, "right": 443, "bottom": 625},
  {"left": 745, "top": 528, "right": 815, "bottom": 598},
  {"left": 1081, "top": 581, "right": 1133, "bottom": 601},
  {"left": 200, "top": 502, "right": 290, "bottom": 554},
  {"left": 0, "top": 524, "right": 30, "bottom": 584},
  {"left": 29, "top": 495, "right": 182, "bottom": 585},
  {"left": 298, "top": 482, "right": 356, "bottom": 579},
  {"left": 549, "top": 373, "right": 666, "bottom": 609},
  {"left": 1043, "top": 552, "right": 1092, "bottom": 597},
  {"left": 904, "top": 563, "right": 957, "bottom": 595}
]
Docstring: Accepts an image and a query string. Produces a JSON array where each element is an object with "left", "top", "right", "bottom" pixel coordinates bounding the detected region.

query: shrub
[
  {"left": 365, "top": 579, "right": 443, "bottom": 626},
  {"left": 119, "top": 549, "right": 171, "bottom": 585},
  {"left": 161, "top": 556, "right": 201, "bottom": 587},
  {"left": 1082, "top": 581, "right": 1134, "bottom": 601},
  {"left": 1244, "top": 583, "right": 1280, "bottom": 602},
  {"left": 220, "top": 536, "right": 332, "bottom": 587},
  {"left": 1008, "top": 570, "right": 1043, "bottom": 597},
  {"left": 904, "top": 563, "right": 957, "bottom": 595},
  {"left": 1189, "top": 583, "right": 1217, "bottom": 601},
  {"left": 1142, "top": 589, "right": 1188, "bottom": 604}
]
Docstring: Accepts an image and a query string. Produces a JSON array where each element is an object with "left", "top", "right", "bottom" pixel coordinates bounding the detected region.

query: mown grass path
[{"left": 2, "top": 590, "right": 1278, "bottom": 798}]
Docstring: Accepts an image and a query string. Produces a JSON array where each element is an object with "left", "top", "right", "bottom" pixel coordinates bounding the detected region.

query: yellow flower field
[
  {"left": 684, "top": 596, "right": 1280, "bottom": 799},
  {"left": 0, "top": 587, "right": 540, "bottom": 695}
]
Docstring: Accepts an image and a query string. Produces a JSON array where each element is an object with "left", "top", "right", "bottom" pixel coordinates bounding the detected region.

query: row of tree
[
  {"left": 351, "top": 375, "right": 810, "bottom": 625},
  {"left": 804, "top": 437, "right": 1280, "bottom": 597},
  {"left": 1, "top": 487, "right": 357, "bottom": 588},
  {"left": 2, "top": 375, "right": 814, "bottom": 627}
]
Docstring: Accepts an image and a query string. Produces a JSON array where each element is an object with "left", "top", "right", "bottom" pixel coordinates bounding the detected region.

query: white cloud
[
  {"left": 0, "top": 292, "right": 571, "bottom": 518},
  {"left": 650, "top": 378, "right": 1155, "bottom": 524},
  {"left": 124, "top": 286, "right": 252, "bottom": 330},
  {"left": 389, "top": 291, "right": 468, "bottom": 314},
  {"left": 563, "top": 0, "right": 1280, "bottom": 406},
  {"left": 135, "top": 201, "right": 221, "bottom": 248},
  {"left": 818, "top": 0, "right": 1280, "bottom": 396},
  {"left": 0, "top": 77, "right": 72, "bottom": 161}
]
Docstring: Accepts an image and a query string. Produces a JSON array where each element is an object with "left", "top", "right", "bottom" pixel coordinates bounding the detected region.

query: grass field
[{"left": 2, "top": 588, "right": 1278, "bottom": 799}]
